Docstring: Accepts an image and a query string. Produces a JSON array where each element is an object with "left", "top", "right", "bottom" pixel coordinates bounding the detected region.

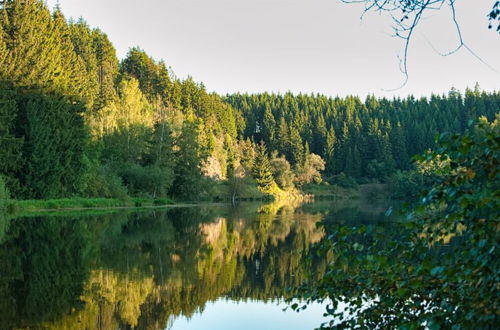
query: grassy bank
[{"left": 15, "top": 197, "right": 174, "bottom": 212}]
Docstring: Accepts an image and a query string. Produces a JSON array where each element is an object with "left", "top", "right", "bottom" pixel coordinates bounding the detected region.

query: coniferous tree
[
  {"left": 21, "top": 92, "right": 87, "bottom": 198},
  {"left": 0, "top": 86, "right": 23, "bottom": 194},
  {"left": 0, "top": 0, "right": 92, "bottom": 103},
  {"left": 324, "top": 126, "right": 337, "bottom": 175},
  {"left": 390, "top": 121, "right": 409, "bottom": 170},
  {"left": 68, "top": 18, "right": 100, "bottom": 109},
  {"left": 261, "top": 104, "right": 276, "bottom": 148},
  {"left": 93, "top": 29, "right": 119, "bottom": 111},
  {"left": 252, "top": 142, "right": 275, "bottom": 193},
  {"left": 171, "top": 117, "right": 209, "bottom": 199}
]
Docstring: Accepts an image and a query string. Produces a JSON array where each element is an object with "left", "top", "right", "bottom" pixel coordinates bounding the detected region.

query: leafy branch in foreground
[{"left": 294, "top": 115, "right": 499, "bottom": 329}]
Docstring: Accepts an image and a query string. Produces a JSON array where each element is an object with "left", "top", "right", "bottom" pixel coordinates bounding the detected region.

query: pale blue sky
[{"left": 47, "top": 0, "right": 499, "bottom": 98}]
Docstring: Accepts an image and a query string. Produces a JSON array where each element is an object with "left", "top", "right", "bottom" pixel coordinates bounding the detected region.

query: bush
[
  {"left": 82, "top": 164, "right": 128, "bottom": 200},
  {"left": 120, "top": 163, "right": 173, "bottom": 198},
  {"left": 331, "top": 172, "right": 358, "bottom": 189}
]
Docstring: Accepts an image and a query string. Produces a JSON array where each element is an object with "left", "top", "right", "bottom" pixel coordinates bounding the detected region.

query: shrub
[{"left": 331, "top": 172, "right": 358, "bottom": 189}]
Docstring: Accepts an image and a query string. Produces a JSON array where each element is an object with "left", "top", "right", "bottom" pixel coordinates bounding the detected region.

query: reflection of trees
[
  {"left": 0, "top": 210, "right": 12, "bottom": 243},
  {"left": 0, "top": 216, "right": 93, "bottom": 328},
  {"left": 0, "top": 202, "right": 329, "bottom": 329}
]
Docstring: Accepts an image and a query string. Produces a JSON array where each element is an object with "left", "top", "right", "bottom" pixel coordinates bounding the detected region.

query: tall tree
[{"left": 252, "top": 142, "right": 275, "bottom": 194}]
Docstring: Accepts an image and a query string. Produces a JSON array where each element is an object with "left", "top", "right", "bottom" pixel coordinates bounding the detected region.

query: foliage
[
  {"left": 171, "top": 117, "right": 210, "bottom": 200},
  {"left": 330, "top": 172, "right": 359, "bottom": 189},
  {"left": 295, "top": 117, "right": 500, "bottom": 328},
  {"left": 0, "top": 87, "right": 88, "bottom": 199},
  {"left": 295, "top": 153, "right": 326, "bottom": 186},
  {"left": 388, "top": 169, "right": 424, "bottom": 199},
  {"left": 270, "top": 151, "right": 295, "bottom": 190}
]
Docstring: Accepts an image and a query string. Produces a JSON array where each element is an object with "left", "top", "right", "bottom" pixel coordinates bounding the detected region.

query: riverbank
[{"left": 1, "top": 183, "right": 389, "bottom": 214}]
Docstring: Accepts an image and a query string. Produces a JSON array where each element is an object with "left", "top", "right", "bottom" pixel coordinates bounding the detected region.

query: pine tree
[
  {"left": 262, "top": 103, "right": 276, "bottom": 148},
  {"left": 390, "top": 121, "right": 409, "bottom": 169},
  {"left": 0, "top": 86, "right": 23, "bottom": 194},
  {"left": 93, "top": 29, "right": 118, "bottom": 110},
  {"left": 252, "top": 142, "right": 275, "bottom": 193},
  {"left": 288, "top": 126, "right": 304, "bottom": 166},
  {"left": 171, "top": 117, "right": 209, "bottom": 199},
  {"left": 21, "top": 92, "right": 87, "bottom": 198},
  {"left": 0, "top": 1, "right": 92, "bottom": 103},
  {"left": 68, "top": 18, "right": 100, "bottom": 109},
  {"left": 325, "top": 126, "right": 337, "bottom": 175},
  {"left": 313, "top": 113, "right": 327, "bottom": 155}
]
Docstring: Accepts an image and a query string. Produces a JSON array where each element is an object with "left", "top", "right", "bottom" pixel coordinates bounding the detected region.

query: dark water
[{"left": 0, "top": 200, "right": 393, "bottom": 329}]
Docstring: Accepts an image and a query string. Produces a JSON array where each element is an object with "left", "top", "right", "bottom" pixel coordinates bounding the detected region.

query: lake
[{"left": 0, "top": 199, "right": 393, "bottom": 329}]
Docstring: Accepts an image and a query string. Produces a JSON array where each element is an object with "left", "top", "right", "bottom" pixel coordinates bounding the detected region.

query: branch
[{"left": 338, "top": 0, "right": 499, "bottom": 90}]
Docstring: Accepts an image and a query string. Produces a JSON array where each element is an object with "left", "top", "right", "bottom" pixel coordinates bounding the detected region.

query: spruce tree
[
  {"left": 324, "top": 126, "right": 337, "bottom": 175},
  {"left": 261, "top": 103, "right": 276, "bottom": 148},
  {"left": 252, "top": 142, "right": 275, "bottom": 193},
  {"left": 171, "top": 117, "right": 208, "bottom": 200},
  {"left": 21, "top": 92, "right": 87, "bottom": 198},
  {"left": 0, "top": 0, "right": 92, "bottom": 104},
  {"left": 93, "top": 29, "right": 118, "bottom": 111},
  {"left": 0, "top": 86, "right": 23, "bottom": 194}
]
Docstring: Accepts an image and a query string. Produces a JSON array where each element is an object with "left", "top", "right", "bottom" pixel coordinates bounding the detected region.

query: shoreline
[{"left": 3, "top": 183, "right": 392, "bottom": 215}]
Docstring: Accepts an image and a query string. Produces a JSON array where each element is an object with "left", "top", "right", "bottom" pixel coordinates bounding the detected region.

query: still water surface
[{"left": 0, "top": 200, "right": 391, "bottom": 329}]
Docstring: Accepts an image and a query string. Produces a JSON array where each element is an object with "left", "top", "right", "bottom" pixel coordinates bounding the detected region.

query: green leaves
[{"left": 430, "top": 266, "right": 444, "bottom": 276}]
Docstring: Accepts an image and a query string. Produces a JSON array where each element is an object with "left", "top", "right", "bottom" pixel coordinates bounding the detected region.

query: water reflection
[{"left": 0, "top": 200, "right": 391, "bottom": 329}]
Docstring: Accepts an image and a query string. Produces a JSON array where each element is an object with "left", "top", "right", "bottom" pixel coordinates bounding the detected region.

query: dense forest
[{"left": 0, "top": 0, "right": 498, "bottom": 202}]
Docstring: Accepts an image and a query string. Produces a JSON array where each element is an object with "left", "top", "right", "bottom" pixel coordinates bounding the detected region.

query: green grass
[{"left": 16, "top": 197, "right": 174, "bottom": 212}]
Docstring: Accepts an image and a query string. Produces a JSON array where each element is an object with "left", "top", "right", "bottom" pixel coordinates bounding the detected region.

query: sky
[{"left": 46, "top": 0, "right": 499, "bottom": 98}]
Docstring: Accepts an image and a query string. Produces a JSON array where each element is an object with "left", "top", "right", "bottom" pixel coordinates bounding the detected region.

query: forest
[{"left": 0, "top": 0, "right": 498, "bottom": 203}]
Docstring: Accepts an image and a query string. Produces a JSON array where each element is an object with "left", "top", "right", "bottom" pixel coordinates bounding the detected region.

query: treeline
[
  {"left": 226, "top": 89, "right": 499, "bottom": 182},
  {"left": 0, "top": 0, "right": 498, "bottom": 201}
]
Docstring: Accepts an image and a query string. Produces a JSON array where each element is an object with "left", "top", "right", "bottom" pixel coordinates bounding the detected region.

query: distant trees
[{"left": 227, "top": 89, "right": 499, "bottom": 184}]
